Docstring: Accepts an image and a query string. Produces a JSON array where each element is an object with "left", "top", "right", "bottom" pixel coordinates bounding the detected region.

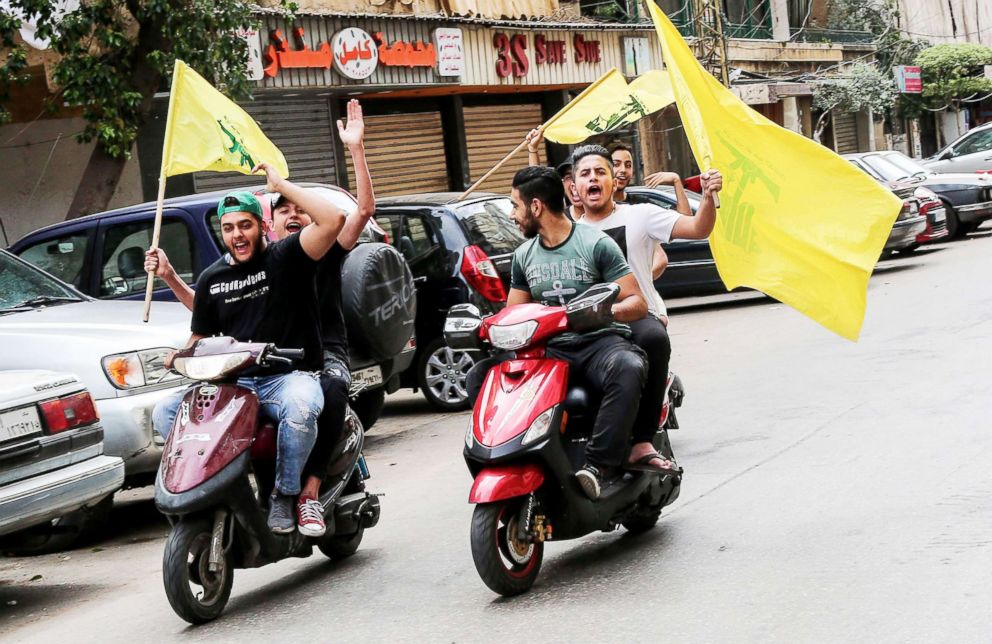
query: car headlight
[
  {"left": 522, "top": 405, "right": 557, "bottom": 446},
  {"left": 102, "top": 348, "right": 182, "bottom": 390},
  {"left": 488, "top": 320, "right": 538, "bottom": 351},
  {"left": 172, "top": 352, "right": 253, "bottom": 381}
]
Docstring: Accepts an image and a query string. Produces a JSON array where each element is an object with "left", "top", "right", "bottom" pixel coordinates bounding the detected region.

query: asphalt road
[{"left": 3, "top": 229, "right": 992, "bottom": 642}]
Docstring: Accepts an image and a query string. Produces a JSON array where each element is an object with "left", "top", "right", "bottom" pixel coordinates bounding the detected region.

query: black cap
[{"left": 555, "top": 153, "right": 575, "bottom": 178}]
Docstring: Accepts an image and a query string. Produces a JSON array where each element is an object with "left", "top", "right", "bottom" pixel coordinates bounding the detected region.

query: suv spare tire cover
[{"left": 341, "top": 242, "right": 416, "bottom": 362}]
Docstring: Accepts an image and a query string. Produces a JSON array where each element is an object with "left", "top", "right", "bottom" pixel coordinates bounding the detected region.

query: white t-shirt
[{"left": 577, "top": 203, "right": 680, "bottom": 317}]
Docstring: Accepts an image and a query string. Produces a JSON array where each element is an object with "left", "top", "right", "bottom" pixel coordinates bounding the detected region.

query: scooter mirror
[
  {"left": 444, "top": 304, "right": 484, "bottom": 351},
  {"left": 565, "top": 283, "right": 620, "bottom": 333}
]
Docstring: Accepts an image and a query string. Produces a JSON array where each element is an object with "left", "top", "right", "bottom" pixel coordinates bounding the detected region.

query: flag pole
[
  {"left": 456, "top": 69, "right": 620, "bottom": 201},
  {"left": 142, "top": 175, "right": 167, "bottom": 323}
]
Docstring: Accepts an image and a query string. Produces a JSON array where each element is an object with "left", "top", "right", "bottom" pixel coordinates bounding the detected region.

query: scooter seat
[{"left": 251, "top": 419, "right": 278, "bottom": 459}]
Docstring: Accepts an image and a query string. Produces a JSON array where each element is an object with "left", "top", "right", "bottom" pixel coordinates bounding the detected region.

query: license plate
[
  {"left": 352, "top": 365, "right": 383, "bottom": 388},
  {"left": 0, "top": 406, "right": 43, "bottom": 443},
  {"left": 934, "top": 210, "right": 946, "bottom": 223}
]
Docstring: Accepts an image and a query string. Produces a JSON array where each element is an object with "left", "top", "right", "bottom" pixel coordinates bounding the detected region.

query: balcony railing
[{"left": 789, "top": 27, "right": 876, "bottom": 43}]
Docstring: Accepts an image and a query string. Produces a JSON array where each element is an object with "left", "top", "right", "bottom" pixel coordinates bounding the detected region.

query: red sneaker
[{"left": 296, "top": 495, "right": 326, "bottom": 537}]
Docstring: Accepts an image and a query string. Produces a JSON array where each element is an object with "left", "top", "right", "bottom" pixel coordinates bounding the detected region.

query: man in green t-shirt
[{"left": 505, "top": 165, "right": 650, "bottom": 500}]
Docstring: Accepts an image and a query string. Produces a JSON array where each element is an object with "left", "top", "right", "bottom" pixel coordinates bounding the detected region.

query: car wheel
[
  {"left": 350, "top": 387, "right": 386, "bottom": 430},
  {"left": 417, "top": 337, "right": 475, "bottom": 411},
  {"left": 0, "top": 494, "right": 114, "bottom": 556},
  {"left": 944, "top": 201, "right": 966, "bottom": 239}
]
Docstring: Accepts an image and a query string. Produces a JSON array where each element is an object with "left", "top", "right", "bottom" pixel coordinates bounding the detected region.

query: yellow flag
[
  {"left": 544, "top": 69, "right": 675, "bottom": 144},
  {"left": 160, "top": 60, "right": 289, "bottom": 179},
  {"left": 647, "top": 3, "right": 901, "bottom": 340}
]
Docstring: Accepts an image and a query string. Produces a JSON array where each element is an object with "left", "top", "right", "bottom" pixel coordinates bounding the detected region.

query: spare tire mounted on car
[{"left": 341, "top": 242, "right": 416, "bottom": 363}]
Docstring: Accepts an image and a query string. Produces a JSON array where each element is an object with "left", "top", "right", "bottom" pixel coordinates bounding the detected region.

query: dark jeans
[
  {"left": 302, "top": 353, "right": 352, "bottom": 484},
  {"left": 548, "top": 335, "right": 647, "bottom": 468},
  {"left": 628, "top": 316, "right": 672, "bottom": 444}
]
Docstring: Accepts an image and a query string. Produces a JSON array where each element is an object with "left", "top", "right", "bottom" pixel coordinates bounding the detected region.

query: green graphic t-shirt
[{"left": 510, "top": 223, "right": 632, "bottom": 343}]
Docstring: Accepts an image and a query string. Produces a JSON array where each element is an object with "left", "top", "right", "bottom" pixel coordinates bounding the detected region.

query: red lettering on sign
[
  {"left": 573, "top": 34, "right": 601, "bottom": 64},
  {"left": 535, "top": 34, "right": 565, "bottom": 65},
  {"left": 494, "top": 32, "right": 529, "bottom": 77},
  {"left": 535, "top": 34, "right": 547, "bottom": 64}
]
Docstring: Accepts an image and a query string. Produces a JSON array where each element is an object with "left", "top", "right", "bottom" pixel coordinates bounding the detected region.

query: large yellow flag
[
  {"left": 647, "top": 3, "right": 900, "bottom": 340},
  {"left": 160, "top": 60, "right": 289, "bottom": 179},
  {"left": 544, "top": 69, "right": 675, "bottom": 144}
]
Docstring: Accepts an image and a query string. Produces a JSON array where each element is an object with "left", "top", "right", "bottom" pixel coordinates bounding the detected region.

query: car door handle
[{"left": 413, "top": 276, "right": 428, "bottom": 284}]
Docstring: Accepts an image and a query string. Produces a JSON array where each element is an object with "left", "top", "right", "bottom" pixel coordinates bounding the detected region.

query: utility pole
[{"left": 688, "top": 0, "right": 731, "bottom": 86}]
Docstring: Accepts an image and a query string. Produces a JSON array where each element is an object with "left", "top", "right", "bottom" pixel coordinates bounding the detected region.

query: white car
[
  {"left": 0, "top": 370, "right": 124, "bottom": 553},
  {"left": 0, "top": 249, "right": 191, "bottom": 486},
  {"left": 922, "top": 122, "right": 992, "bottom": 174}
]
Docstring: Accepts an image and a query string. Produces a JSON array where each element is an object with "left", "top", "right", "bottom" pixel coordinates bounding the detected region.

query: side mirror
[
  {"left": 941, "top": 149, "right": 954, "bottom": 161},
  {"left": 444, "top": 303, "right": 483, "bottom": 351},
  {"left": 566, "top": 283, "right": 620, "bottom": 333}
]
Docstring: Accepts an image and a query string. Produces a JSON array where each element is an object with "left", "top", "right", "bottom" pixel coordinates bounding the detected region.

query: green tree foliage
[
  {"left": 0, "top": 0, "right": 293, "bottom": 217},
  {"left": 812, "top": 63, "right": 897, "bottom": 143},
  {"left": 915, "top": 42, "right": 992, "bottom": 109}
]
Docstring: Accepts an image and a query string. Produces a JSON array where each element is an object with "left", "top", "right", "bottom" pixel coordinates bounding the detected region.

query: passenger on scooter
[
  {"left": 570, "top": 145, "right": 723, "bottom": 473},
  {"left": 151, "top": 163, "right": 346, "bottom": 536},
  {"left": 506, "top": 165, "right": 650, "bottom": 500},
  {"left": 148, "top": 100, "right": 374, "bottom": 538}
]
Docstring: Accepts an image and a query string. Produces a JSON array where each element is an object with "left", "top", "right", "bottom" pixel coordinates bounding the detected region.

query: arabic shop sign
[
  {"left": 435, "top": 28, "right": 465, "bottom": 77},
  {"left": 493, "top": 32, "right": 602, "bottom": 79},
  {"left": 373, "top": 32, "right": 436, "bottom": 68},
  {"left": 332, "top": 27, "right": 378, "bottom": 80}
]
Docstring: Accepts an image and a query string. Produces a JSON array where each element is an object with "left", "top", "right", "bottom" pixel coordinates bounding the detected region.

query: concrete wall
[
  {"left": 895, "top": 0, "right": 992, "bottom": 46},
  {"left": 0, "top": 118, "right": 142, "bottom": 246}
]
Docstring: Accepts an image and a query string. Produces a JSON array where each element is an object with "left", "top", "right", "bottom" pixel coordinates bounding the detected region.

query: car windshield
[
  {"left": 455, "top": 198, "right": 525, "bottom": 256},
  {"left": 0, "top": 251, "right": 83, "bottom": 313},
  {"left": 861, "top": 155, "right": 914, "bottom": 182},
  {"left": 881, "top": 153, "right": 928, "bottom": 176}
]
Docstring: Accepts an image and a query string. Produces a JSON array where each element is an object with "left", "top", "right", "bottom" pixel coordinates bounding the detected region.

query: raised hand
[
  {"left": 644, "top": 171, "right": 681, "bottom": 188},
  {"left": 251, "top": 161, "right": 283, "bottom": 192},
  {"left": 525, "top": 128, "right": 544, "bottom": 153},
  {"left": 701, "top": 170, "right": 723, "bottom": 197},
  {"left": 337, "top": 99, "right": 365, "bottom": 148}
]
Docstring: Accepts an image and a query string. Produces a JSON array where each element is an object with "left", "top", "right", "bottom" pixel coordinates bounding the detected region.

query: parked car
[
  {"left": 0, "top": 250, "right": 190, "bottom": 488},
  {"left": 372, "top": 192, "right": 524, "bottom": 411},
  {"left": 8, "top": 184, "right": 416, "bottom": 430},
  {"left": 846, "top": 150, "right": 992, "bottom": 238},
  {"left": 624, "top": 186, "right": 729, "bottom": 298},
  {"left": 922, "top": 121, "right": 992, "bottom": 175},
  {"left": 842, "top": 157, "right": 930, "bottom": 255},
  {"left": 0, "top": 370, "right": 124, "bottom": 554}
]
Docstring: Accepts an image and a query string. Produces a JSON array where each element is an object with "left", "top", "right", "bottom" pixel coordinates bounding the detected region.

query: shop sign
[
  {"left": 493, "top": 32, "right": 602, "bottom": 78},
  {"left": 435, "top": 28, "right": 465, "bottom": 77},
  {"left": 893, "top": 65, "right": 922, "bottom": 93},
  {"left": 373, "top": 32, "right": 437, "bottom": 68},
  {"left": 263, "top": 28, "right": 333, "bottom": 77},
  {"left": 622, "top": 37, "right": 651, "bottom": 77},
  {"left": 332, "top": 27, "right": 379, "bottom": 80},
  {"left": 239, "top": 27, "right": 264, "bottom": 81}
]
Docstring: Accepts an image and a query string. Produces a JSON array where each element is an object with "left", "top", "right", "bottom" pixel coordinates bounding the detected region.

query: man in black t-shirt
[{"left": 152, "top": 163, "right": 346, "bottom": 536}]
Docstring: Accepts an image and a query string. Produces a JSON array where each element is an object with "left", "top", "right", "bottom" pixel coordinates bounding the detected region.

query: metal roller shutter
[
  {"left": 193, "top": 96, "right": 336, "bottom": 193},
  {"left": 464, "top": 104, "right": 543, "bottom": 195},
  {"left": 833, "top": 112, "right": 859, "bottom": 154},
  {"left": 346, "top": 111, "right": 448, "bottom": 197}
]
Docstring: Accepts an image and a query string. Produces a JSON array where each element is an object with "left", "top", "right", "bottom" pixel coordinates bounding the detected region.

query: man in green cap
[{"left": 152, "top": 162, "right": 346, "bottom": 535}]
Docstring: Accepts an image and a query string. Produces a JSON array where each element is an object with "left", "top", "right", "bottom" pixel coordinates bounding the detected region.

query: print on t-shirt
[
  {"left": 602, "top": 227, "right": 628, "bottom": 259},
  {"left": 207, "top": 269, "right": 269, "bottom": 305}
]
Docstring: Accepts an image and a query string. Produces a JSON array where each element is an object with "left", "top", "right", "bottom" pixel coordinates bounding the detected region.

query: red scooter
[
  {"left": 444, "top": 284, "right": 682, "bottom": 596},
  {"left": 154, "top": 337, "right": 380, "bottom": 624}
]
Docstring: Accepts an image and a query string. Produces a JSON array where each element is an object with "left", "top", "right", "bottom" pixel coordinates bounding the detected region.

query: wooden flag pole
[{"left": 142, "top": 176, "right": 167, "bottom": 323}]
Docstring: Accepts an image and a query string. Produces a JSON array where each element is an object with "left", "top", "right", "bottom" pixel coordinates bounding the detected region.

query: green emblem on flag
[
  {"left": 584, "top": 95, "right": 649, "bottom": 134},
  {"left": 217, "top": 117, "right": 255, "bottom": 170}
]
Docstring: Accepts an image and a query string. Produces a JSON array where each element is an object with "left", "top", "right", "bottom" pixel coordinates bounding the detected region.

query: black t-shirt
[
  {"left": 317, "top": 244, "right": 348, "bottom": 365},
  {"left": 192, "top": 234, "right": 322, "bottom": 371}
]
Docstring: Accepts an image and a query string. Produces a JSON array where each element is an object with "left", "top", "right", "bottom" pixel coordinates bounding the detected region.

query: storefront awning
[{"left": 441, "top": 0, "right": 559, "bottom": 20}]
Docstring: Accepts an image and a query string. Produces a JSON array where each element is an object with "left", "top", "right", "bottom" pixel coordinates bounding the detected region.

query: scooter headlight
[
  {"left": 521, "top": 405, "right": 557, "bottom": 446},
  {"left": 465, "top": 415, "right": 476, "bottom": 449},
  {"left": 488, "top": 320, "right": 538, "bottom": 351},
  {"left": 172, "top": 352, "right": 253, "bottom": 381}
]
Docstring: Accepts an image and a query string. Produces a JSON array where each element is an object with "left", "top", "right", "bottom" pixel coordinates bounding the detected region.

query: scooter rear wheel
[
  {"left": 318, "top": 528, "right": 365, "bottom": 560},
  {"left": 470, "top": 501, "right": 543, "bottom": 596},
  {"left": 162, "top": 518, "right": 233, "bottom": 625}
]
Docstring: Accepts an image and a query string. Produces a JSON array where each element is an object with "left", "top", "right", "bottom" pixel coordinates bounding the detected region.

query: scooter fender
[{"left": 469, "top": 464, "right": 545, "bottom": 504}]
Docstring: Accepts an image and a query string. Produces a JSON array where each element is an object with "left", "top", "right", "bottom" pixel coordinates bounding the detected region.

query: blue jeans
[{"left": 153, "top": 371, "right": 323, "bottom": 496}]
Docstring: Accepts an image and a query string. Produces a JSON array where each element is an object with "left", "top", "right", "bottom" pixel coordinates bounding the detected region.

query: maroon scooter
[{"left": 154, "top": 336, "right": 380, "bottom": 624}]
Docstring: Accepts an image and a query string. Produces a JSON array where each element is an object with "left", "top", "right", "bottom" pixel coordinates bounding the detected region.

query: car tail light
[
  {"left": 461, "top": 245, "right": 507, "bottom": 303},
  {"left": 39, "top": 392, "right": 100, "bottom": 434}
]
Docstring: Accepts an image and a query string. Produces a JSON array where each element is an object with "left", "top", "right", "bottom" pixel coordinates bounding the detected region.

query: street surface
[{"left": 2, "top": 228, "right": 991, "bottom": 642}]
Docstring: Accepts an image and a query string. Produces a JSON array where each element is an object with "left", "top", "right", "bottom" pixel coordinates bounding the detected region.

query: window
[
  {"left": 455, "top": 199, "right": 524, "bottom": 256},
  {"left": 98, "top": 219, "right": 196, "bottom": 297},
  {"left": 954, "top": 129, "right": 992, "bottom": 157},
  {"left": 374, "top": 215, "right": 400, "bottom": 247},
  {"left": 402, "top": 217, "right": 437, "bottom": 261},
  {"left": 723, "top": 0, "right": 772, "bottom": 38},
  {"left": 17, "top": 232, "right": 90, "bottom": 289}
]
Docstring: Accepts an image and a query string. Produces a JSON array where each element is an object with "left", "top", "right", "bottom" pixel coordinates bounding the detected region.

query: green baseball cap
[{"left": 217, "top": 191, "right": 263, "bottom": 221}]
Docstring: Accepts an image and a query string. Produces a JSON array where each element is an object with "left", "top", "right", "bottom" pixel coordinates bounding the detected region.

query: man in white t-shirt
[{"left": 572, "top": 144, "right": 722, "bottom": 472}]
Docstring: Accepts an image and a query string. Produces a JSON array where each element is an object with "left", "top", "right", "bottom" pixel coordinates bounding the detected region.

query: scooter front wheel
[
  {"left": 470, "top": 501, "right": 543, "bottom": 596},
  {"left": 162, "top": 518, "right": 233, "bottom": 625}
]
